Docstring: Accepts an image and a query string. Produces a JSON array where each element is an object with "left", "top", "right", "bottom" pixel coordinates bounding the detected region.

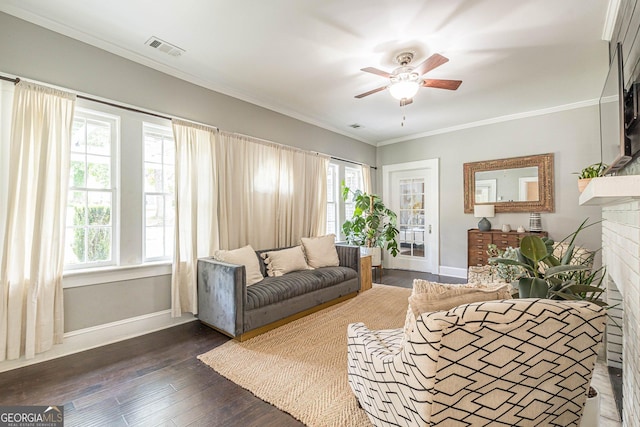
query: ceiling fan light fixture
[
  {"left": 355, "top": 52, "right": 461, "bottom": 101},
  {"left": 388, "top": 72, "right": 420, "bottom": 100}
]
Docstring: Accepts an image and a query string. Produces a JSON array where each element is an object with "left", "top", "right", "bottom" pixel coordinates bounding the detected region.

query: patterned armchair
[{"left": 347, "top": 299, "right": 606, "bottom": 427}]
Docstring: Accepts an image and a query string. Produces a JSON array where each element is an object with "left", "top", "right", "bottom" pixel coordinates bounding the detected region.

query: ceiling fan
[{"left": 355, "top": 52, "right": 462, "bottom": 106}]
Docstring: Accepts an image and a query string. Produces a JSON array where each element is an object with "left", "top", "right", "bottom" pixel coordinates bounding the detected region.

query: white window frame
[
  {"left": 65, "top": 108, "right": 119, "bottom": 270},
  {"left": 142, "top": 122, "right": 175, "bottom": 262},
  {"left": 326, "top": 163, "right": 339, "bottom": 238},
  {"left": 62, "top": 98, "right": 174, "bottom": 287},
  {"left": 328, "top": 160, "right": 364, "bottom": 242},
  {"left": 344, "top": 166, "right": 363, "bottom": 222}
]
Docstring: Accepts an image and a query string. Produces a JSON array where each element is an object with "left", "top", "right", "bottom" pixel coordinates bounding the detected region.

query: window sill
[{"left": 63, "top": 262, "right": 172, "bottom": 288}]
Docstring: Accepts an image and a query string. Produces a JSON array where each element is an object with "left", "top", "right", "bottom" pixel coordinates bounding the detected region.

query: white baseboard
[
  {"left": 439, "top": 266, "right": 468, "bottom": 279},
  {"left": 0, "top": 310, "right": 196, "bottom": 373}
]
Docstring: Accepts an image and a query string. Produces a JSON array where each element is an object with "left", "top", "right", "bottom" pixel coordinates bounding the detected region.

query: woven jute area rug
[{"left": 198, "top": 284, "right": 411, "bottom": 427}]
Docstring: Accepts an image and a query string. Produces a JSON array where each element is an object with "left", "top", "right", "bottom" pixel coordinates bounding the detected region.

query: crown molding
[
  {"left": 376, "top": 99, "right": 599, "bottom": 146},
  {"left": 602, "top": 0, "right": 621, "bottom": 41}
]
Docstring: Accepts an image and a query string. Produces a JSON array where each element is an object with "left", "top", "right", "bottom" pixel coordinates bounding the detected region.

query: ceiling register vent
[{"left": 145, "top": 36, "right": 185, "bottom": 57}]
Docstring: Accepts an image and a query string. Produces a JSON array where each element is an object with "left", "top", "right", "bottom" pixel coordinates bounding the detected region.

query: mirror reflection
[
  {"left": 475, "top": 166, "right": 539, "bottom": 203},
  {"left": 463, "top": 153, "right": 554, "bottom": 213}
]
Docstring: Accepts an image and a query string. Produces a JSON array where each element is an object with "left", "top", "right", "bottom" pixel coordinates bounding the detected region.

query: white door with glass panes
[{"left": 383, "top": 159, "right": 439, "bottom": 272}]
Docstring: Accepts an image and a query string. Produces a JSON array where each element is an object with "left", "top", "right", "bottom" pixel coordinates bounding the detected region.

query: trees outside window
[
  {"left": 65, "top": 111, "right": 116, "bottom": 268},
  {"left": 143, "top": 124, "right": 175, "bottom": 261}
]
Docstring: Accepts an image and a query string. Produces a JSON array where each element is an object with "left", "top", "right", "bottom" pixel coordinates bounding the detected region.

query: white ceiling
[{"left": 0, "top": 0, "right": 614, "bottom": 146}]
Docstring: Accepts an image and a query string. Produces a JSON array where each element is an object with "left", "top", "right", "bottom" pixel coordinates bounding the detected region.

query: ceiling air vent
[{"left": 145, "top": 36, "right": 185, "bottom": 57}]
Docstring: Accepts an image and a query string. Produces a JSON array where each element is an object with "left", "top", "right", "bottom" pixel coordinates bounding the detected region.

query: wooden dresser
[{"left": 467, "top": 229, "right": 548, "bottom": 267}]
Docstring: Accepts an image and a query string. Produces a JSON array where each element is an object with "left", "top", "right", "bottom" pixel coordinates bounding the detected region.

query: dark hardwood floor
[
  {"left": 377, "top": 268, "right": 466, "bottom": 288},
  {"left": 0, "top": 269, "right": 463, "bottom": 427}
]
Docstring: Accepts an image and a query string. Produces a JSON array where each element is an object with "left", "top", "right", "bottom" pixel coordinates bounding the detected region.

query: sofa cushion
[
  {"left": 301, "top": 234, "right": 340, "bottom": 268},
  {"left": 213, "top": 245, "right": 264, "bottom": 286},
  {"left": 261, "top": 245, "right": 310, "bottom": 277},
  {"left": 245, "top": 266, "right": 357, "bottom": 310}
]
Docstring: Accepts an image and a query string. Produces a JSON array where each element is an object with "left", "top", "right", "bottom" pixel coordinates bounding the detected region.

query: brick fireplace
[{"left": 580, "top": 176, "right": 640, "bottom": 427}]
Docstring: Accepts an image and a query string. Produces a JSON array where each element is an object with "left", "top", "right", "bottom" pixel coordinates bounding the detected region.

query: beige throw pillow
[
  {"left": 261, "top": 246, "right": 310, "bottom": 277},
  {"left": 403, "top": 280, "right": 512, "bottom": 342},
  {"left": 409, "top": 286, "right": 512, "bottom": 319},
  {"left": 300, "top": 234, "right": 339, "bottom": 268},
  {"left": 213, "top": 245, "right": 264, "bottom": 286},
  {"left": 411, "top": 279, "right": 498, "bottom": 296}
]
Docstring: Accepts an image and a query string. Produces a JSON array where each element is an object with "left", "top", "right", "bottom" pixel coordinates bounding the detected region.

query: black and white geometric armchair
[{"left": 347, "top": 299, "right": 606, "bottom": 427}]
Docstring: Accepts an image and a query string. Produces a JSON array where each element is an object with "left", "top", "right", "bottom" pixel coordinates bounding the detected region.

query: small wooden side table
[{"left": 360, "top": 255, "right": 372, "bottom": 292}]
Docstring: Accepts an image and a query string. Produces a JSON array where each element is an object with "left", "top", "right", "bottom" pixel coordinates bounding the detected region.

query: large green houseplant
[
  {"left": 489, "top": 219, "right": 606, "bottom": 304},
  {"left": 341, "top": 185, "right": 399, "bottom": 264}
]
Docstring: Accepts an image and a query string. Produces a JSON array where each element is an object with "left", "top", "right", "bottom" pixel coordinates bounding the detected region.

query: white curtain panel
[
  {"left": 171, "top": 119, "right": 220, "bottom": 316},
  {"left": 217, "top": 131, "right": 329, "bottom": 251},
  {"left": 0, "top": 80, "right": 14, "bottom": 273},
  {"left": 0, "top": 81, "right": 76, "bottom": 361},
  {"left": 362, "top": 163, "right": 372, "bottom": 194}
]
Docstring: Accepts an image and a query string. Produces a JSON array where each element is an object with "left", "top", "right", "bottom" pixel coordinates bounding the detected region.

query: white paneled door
[{"left": 383, "top": 159, "right": 439, "bottom": 273}]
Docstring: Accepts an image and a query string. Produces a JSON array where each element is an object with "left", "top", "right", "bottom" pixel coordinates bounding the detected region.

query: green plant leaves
[
  {"left": 519, "top": 236, "right": 549, "bottom": 264},
  {"left": 341, "top": 185, "right": 399, "bottom": 256},
  {"left": 518, "top": 277, "right": 548, "bottom": 298},
  {"left": 489, "top": 218, "right": 615, "bottom": 323},
  {"left": 544, "top": 264, "right": 590, "bottom": 277},
  {"left": 576, "top": 163, "right": 607, "bottom": 179}
]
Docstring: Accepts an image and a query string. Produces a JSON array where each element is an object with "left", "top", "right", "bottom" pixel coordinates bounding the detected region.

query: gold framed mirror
[{"left": 463, "top": 153, "right": 554, "bottom": 213}]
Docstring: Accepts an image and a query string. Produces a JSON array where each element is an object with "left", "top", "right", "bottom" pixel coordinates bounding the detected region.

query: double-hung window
[
  {"left": 344, "top": 166, "right": 363, "bottom": 220},
  {"left": 326, "top": 162, "right": 364, "bottom": 241},
  {"left": 143, "top": 123, "right": 175, "bottom": 261},
  {"left": 64, "top": 100, "right": 175, "bottom": 274},
  {"left": 326, "top": 163, "right": 339, "bottom": 236},
  {"left": 65, "top": 109, "right": 118, "bottom": 268}
]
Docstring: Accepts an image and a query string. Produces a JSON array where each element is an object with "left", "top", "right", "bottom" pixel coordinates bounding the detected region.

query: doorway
[{"left": 382, "top": 159, "right": 439, "bottom": 273}]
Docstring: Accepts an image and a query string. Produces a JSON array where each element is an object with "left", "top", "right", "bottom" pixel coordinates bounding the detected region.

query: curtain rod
[
  {"left": 330, "top": 156, "right": 377, "bottom": 170},
  {"left": 1, "top": 74, "right": 172, "bottom": 120},
  {"left": 76, "top": 94, "right": 171, "bottom": 121},
  {"left": 1, "top": 73, "right": 376, "bottom": 169},
  {"left": 0, "top": 75, "right": 19, "bottom": 83}
]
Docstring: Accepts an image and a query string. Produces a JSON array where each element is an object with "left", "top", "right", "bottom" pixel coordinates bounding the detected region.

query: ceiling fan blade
[
  {"left": 414, "top": 53, "right": 449, "bottom": 76},
  {"left": 355, "top": 86, "right": 387, "bottom": 98},
  {"left": 360, "top": 67, "right": 392, "bottom": 78},
  {"left": 422, "top": 79, "right": 463, "bottom": 90},
  {"left": 400, "top": 98, "right": 413, "bottom": 107}
]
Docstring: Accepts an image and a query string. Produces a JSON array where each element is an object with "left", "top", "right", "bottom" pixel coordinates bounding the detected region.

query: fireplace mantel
[{"left": 579, "top": 175, "right": 640, "bottom": 206}]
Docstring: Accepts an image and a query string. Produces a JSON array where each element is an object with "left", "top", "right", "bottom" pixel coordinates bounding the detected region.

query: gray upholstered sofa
[{"left": 197, "top": 244, "right": 360, "bottom": 340}]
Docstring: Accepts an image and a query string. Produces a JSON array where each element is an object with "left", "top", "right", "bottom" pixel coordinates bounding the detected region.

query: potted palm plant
[{"left": 341, "top": 185, "right": 399, "bottom": 265}]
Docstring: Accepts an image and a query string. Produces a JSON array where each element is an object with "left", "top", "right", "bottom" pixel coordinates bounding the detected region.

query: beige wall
[
  {"left": 0, "top": 9, "right": 621, "bottom": 328},
  {"left": 64, "top": 276, "right": 171, "bottom": 332},
  {"left": 0, "top": 12, "right": 374, "bottom": 165},
  {"left": 376, "top": 106, "right": 604, "bottom": 271},
  {"left": 0, "top": 11, "right": 375, "bottom": 331}
]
